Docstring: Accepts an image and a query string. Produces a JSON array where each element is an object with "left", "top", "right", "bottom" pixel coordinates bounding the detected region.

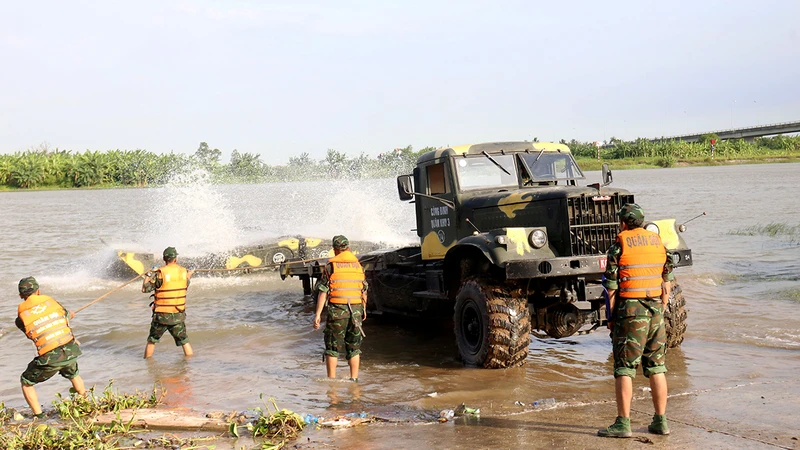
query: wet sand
[{"left": 295, "top": 378, "right": 799, "bottom": 450}]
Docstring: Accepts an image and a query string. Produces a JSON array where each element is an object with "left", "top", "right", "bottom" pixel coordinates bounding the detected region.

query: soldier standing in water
[
  {"left": 312, "top": 236, "right": 368, "bottom": 381},
  {"left": 142, "top": 247, "right": 195, "bottom": 359}
]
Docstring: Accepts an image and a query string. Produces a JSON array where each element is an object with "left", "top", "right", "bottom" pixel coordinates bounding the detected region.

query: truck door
[{"left": 419, "top": 160, "right": 457, "bottom": 260}]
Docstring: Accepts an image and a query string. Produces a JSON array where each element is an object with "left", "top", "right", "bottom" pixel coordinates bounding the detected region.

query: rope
[
  {"left": 73, "top": 273, "right": 145, "bottom": 314},
  {"left": 73, "top": 256, "right": 329, "bottom": 314},
  {"left": 193, "top": 256, "right": 328, "bottom": 273}
]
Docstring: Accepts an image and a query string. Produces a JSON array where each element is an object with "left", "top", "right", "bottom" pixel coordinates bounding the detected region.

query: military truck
[{"left": 281, "top": 142, "right": 692, "bottom": 368}]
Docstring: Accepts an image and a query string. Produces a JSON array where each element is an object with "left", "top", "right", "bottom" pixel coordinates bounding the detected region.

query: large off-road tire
[
  {"left": 454, "top": 278, "right": 531, "bottom": 368},
  {"left": 664, "top": 281, "right": 687, "bottom": 348}
]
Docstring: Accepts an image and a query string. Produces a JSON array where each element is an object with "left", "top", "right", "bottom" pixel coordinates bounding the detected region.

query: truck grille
[{"left": 567, "top": 194, "right": 633, "bottom": 256}]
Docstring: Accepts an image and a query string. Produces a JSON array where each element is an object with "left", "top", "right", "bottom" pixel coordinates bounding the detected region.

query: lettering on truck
[{"left": 430, "top": 206, "right": 451, "bottom": 229}]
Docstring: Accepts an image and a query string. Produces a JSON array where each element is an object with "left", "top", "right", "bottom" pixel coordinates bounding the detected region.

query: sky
[{"left": 1, "top": 1, "right": 798, "bottom": 164}]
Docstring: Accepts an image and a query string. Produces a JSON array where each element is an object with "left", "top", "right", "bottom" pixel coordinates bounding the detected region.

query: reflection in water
[{"left": 147, "top": 359, "right": 193, "bottom": 408}]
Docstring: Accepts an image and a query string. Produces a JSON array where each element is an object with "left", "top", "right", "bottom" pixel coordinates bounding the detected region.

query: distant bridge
[{"left": 653, "top": 120, "right": 800, "bottom": 143}]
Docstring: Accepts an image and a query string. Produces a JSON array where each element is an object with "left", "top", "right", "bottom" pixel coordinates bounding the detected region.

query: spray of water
[{"left": 139, "top": 169, "right": 240, "bottom": 256}]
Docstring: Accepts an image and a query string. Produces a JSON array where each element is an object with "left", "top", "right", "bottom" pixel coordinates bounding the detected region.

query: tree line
[{"left": 1, "top": 136, "right": 798, "bottom": 189}]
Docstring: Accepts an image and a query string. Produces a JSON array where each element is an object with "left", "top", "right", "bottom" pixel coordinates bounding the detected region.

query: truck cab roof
[{"left": 417, "top": 141, "right": 570, "bottom": 165}]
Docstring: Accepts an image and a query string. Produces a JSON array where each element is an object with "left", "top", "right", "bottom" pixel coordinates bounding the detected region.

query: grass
[
  {"left": 0, "top": 381, "right": 217, "bottom": 450},
  {"left": 53, "top": 379, "right": 164, "bottom": 420},
  {"left": 230, "top": 395, "right": 305, "bottom": 450},
  {"left": 576, "top": 151, "right": 800, "bottom": 172},
  {"left": 728, "top": 223, "right": 800, "bottom": 239}
]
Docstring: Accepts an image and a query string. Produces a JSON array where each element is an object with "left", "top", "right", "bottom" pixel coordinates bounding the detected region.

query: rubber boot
[
  {"left": 597, "top": 416, "right": 632, "bottom": 438},
  {"left": 648, "top": 414, "right": 670, "bottom": 435}
]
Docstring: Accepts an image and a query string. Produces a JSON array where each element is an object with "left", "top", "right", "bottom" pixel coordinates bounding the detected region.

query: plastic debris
[
  {"left": 515, "top": 401, "right": 526, "bottom": 406},
  {"left": 345, "top": 412, "right": 368, "bottom": 419},
  {"left": 319, "top": 415, "right": 371, "bottom": 428},
  {"left": 426, "top": 392, "right": 439, "bottom": 397},
  {"left": 303, "top": 413, "right": 320, "bottom": 424},
  {"left": 532, "top": 398, "right": 556, "bottom": 408},
  {"left": 320, "top": 418, "right": 353, "bottom": 428},
  {"left": 454, "top": 403, "right": 480, "bottom": 416},
  {"left": 642, "top": 387, "right": 652, "bottom": 392},
  {"left": 439, "top": 409, "right": 455, "bottom": 421}
]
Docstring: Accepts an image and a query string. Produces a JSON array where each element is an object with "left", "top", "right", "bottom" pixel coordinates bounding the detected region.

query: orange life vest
[
  {"left": 617, "top": 228, "right": 667, "bottom": 299},
  {"left": 18, "top": 294, "right": 74, "bottom": 356},
  {"left": 153, "top": 263, "right": 188, "bottom": 313},
  {"left": 328, "top": 250, "right": 365, "bottom": 304}
]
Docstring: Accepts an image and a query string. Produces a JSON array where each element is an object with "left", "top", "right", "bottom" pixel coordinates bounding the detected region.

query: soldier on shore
[
  {"left": 15, "top": 277, "right": 86, "bottom": 419},
  {"left": 598, "top": 204, "right": 674, "bottom": 438}
]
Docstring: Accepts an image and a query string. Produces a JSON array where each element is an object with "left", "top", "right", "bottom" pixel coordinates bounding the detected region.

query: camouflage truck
[{"left": 281, "top": 142, "right": 692, "bottom": 368}]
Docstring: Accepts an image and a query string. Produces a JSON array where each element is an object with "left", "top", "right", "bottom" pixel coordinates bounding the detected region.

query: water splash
[{"left": 138, "top": 169, "right": 240, "bottom": 256}]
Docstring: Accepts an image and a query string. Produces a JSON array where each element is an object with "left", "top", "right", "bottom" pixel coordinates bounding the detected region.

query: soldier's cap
[
  {"left": 332, "top": 235, "right": 350, "bottom": 249},
  {"left": 163, "top": 247, "right": 178, "bottom": 259},
  {"left": 18, "top": 276, "right": 39, "bottom": 296},
  {"left": 617, "top": 203, "right": 645, "bottom": 222}
]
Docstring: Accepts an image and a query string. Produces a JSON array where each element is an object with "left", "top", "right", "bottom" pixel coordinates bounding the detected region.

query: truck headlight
[
  {"left": 645, "top": 223, "right": 660, "bottom": 235},
  {"left": 529, "top": 230, "right": 547, "bottom": 248}
]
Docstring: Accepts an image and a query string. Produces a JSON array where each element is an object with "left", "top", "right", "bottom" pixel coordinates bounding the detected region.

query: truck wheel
[
  {"left": 454, "top": 278, "right": 530, "bottom": 369},
  {"left": 664, "top": 281, "right": 687, "bottom": 348}
]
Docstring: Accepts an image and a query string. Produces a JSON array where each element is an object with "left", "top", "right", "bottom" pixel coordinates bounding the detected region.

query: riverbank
[
  {"left": 2, "top": 153, "right": 799, "bottom": 192},
  {"left": 576, "top": 154, "right": 800, "bottom": 171},
  {"left": 5, "top": 376, "right": 796, "bottom": 449},
  {"left": 296, "top": 377, "right": 800, "bottom": 450}
]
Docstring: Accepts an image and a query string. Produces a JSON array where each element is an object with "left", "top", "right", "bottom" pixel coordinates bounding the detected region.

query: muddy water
[{"left": 1, "top": 164, "right": 799, "bottom": 446}]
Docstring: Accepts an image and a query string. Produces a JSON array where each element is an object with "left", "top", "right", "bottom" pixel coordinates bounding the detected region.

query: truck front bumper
[
  {"left": 671, "top": 249, "right": 693, "bottom": 268},
  {"left": 505, "top": 255, "right": 607, "bottom": 279}
]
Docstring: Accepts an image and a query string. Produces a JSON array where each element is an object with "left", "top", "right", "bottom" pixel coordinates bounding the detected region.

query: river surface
[{"left": 1, "top": 163, "right": 799, "bottom": 446}]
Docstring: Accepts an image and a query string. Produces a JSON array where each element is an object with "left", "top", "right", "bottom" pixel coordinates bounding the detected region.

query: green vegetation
[
  {"left": 53, "top": 380, "right": 164, "bottom": 419},
  {"left": 0, "top": 381, "right": 213, "bottom": 450},
  {"left": 230, "top": 395, "right": 305, "bottom": 450},
  {"left": 729, "top": 223, "right": 800, "bottom": 240},
  {"left": 2, "top": 135, "right": 800, "bottom": 189}
]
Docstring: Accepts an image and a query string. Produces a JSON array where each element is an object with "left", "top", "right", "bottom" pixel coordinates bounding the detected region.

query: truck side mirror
[
  {"left": 397, "top": 174, "right": 414, "bottom": 201},
  {"left": 602, "top": 163, "right": 613, "bottom": 186}
]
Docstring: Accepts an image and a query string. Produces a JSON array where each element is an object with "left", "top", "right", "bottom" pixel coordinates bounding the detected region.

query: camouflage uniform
[
  {"left": 315, "top": 244, "right": 368, "bottom": 360},
  {"left": 15, "top": 277, "right": 82, "bottom": 386},
  {"left": 603, "top": 228, "right": 674, "bottom": 379},
  {"left": 142, "top": 273, "right": 190, "bottom": 346}
]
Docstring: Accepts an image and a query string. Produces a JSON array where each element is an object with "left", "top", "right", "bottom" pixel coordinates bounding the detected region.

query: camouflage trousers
[
  {"left": 148, "top": 312, "right": 189, "bottom": 346},
  {"left": 612, "top": 298, "right": 667, "bottom": 379},
  {"left": 21, "top": 341, "right": 82, "bottom": 386},
  {"left": 324, "top": 303, "right": 364, "bottom": 360}
]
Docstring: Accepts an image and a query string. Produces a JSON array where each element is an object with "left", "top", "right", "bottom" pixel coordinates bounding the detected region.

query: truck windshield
[
  {"left": 519, "top": 152, "right": 584, "bottom": 183},
  {"left": 455, "top": 154, "right": 518, "bottom": 191}
]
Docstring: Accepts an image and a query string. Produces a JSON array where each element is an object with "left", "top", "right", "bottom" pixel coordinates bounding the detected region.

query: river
[{"left": 1, "top": 163, "right": 799, "bottom": 448}]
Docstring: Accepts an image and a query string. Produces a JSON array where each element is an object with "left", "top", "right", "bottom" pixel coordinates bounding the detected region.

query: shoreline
[
  {"left": 2, "top": 157, "right": 798, "bottom": 193},
  {"left": 4, "top": 377, "right": 796, "bottom": 449}
]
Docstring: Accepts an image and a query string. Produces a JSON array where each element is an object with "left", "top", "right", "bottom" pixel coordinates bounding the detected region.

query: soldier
[
  {"left": 15, "top": 277, "right": 86, "bottom": 419},
  {"left": 598, "top": 203, "right": 674, "bottom": 438},
  {"left": 142, "top": 247, "right": 195, "bottom": 359},
  {"left": 312, "top": 235, "right": 367, "bottom": 381}
]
